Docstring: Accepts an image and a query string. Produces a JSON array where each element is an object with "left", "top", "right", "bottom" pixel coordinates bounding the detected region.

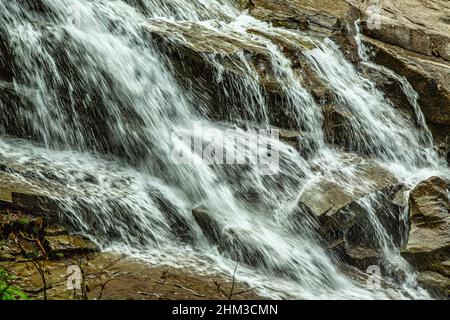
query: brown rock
[
  {"left": 365, "top": 37, "right": 450, "bottom": 132},
  {"left": 416, "top": 271, "right": 450, "bottom": 299},
  {"left": 345, "top": 0, "right": 450, "bottom": 137},
  {"left": 409, "top": 176, "right": 450, "bottom": 223},
  {"left": 298, "top": 156, "right": 398, "bottom": 220},
  {"left": 401, "top": 176, "right": 450, "bottom": 271},
  {"left": 401, "top": 176, "right": 450, "bottom": 297},
  {"left": 11, "top": 192, "right": 59, "bottom": 220},
  {"left": 353, "top": 0, "right": 450, "bottom": 61},
  {"left": 44, "top": 234, "right": 98, "bottom": 259},
  {"left": 249, "top": 0, "right": 356, "bottom": 31}
]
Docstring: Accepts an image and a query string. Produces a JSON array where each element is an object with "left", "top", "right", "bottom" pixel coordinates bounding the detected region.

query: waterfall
[{"left": 0, "top": 0, "right": 448, "bottom": 299}]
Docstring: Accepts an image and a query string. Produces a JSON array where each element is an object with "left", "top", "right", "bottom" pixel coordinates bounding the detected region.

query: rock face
[
  {"left": 350, "top": 0, "right": 450, "bottom": 140},
  {"left": 145, "top": 18, "right": 327, "bottom": 131},
  {"left": 0, "top": 169, "right": 99, "bottom": 260},
  {"left": 245, "top": 0, "right": 357, "bottom": 32},
  {"left": 352, "top": 0, "right": 450, "bottom": 61},
  {"left": 401, "top": 176, "right": 450, "bottom": 298},
  {"left": 243, "top": 0, "right": 450, "bottom": 143},
  {"left": 365, "top": 38, "right": 450, "bottom": 140}
]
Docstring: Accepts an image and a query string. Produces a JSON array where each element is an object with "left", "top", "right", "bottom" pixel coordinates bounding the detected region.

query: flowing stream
[{"left": 0, "top": 0, "right": 449, "bottom": 299}]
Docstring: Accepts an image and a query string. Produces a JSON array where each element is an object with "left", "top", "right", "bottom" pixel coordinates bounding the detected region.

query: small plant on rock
[{"left": 0, "top": 268, "right": 29, "bottom": 300}]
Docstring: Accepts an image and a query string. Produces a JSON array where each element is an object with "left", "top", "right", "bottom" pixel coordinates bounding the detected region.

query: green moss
[
  {"left": 0, "top": 268, "right": 30, "bottom": 300},
  {"left": 17, "top": 217, "right": 30, "bottom": 226}
]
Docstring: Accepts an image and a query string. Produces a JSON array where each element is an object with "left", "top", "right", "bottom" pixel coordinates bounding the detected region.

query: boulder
[
  {"left": 409, "top": 176, "right": 450, "bottom": 223},
  {"left": 352, "top": 0, "right": 450, "bottom": 61},
  {"left": 298, "top": 156, "right": 398, "bottom": 220},
  {"left": 296, "top": 155, "right": 404, "bottom": 269},
  {"left": 401, "top": 177, "right": 450, "bottom": 271},
  {"left": 400, "top": 176, "right": 450, "bottom": 297},
  {"left": 192, "top": 207, "right": 222, "bottom": 246},
  {"left": 149, "top": 189, "right": 194, "bottom": 244}
]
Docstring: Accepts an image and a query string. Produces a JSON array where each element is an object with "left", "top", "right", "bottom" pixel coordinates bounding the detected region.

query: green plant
[
  {"left": 0, "top": 268, "right": 29, "bottom": 300},
  {"left": 17, "top": 217, "right": 30, "bottom": 226}
]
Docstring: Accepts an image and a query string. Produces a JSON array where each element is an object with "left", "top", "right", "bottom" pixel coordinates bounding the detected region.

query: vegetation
[{"left": 0, "top": 268, "right": 29, "bottom": 300}]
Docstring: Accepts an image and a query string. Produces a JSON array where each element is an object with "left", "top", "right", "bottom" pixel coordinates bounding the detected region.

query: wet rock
[
  {"left": 1, "top": 205, "right": 98, "bottom": 262},
  {"left": 354, "top": 0, "right": 450, "bottom": 62},
  {"left": 0, "top": 252, "right": 262, "bottom": 300},
  {"left": 0, "top": 24, "right": 152, "bottom": 164},
  {"left": 279, "top": 128, "right": 302, "bottom": 150},
  {"left": 297, "top": 156, "right": 403, "bottom": 269},
  {"left": 44, "top": 234, "right": 98, "bottom": 259},
  {"left": 342, "top": 246, "right": 383, "bottom": 271},
  {"left": 192, "top": 207, "right": 272, "bottom": 269},
  {"left": 409, "top": 176, "right": 450, "bottom": 223},
  {"left": 322, "top": 104, "right": 352, "bottom": 147},
  {"left": 150, "top": 190, "right": 194, "bottom": 244},
  {"left": 144, "top": 18, "right": 325, "bottom": 131},
  {"left": 365, "top": 37, "right": 450, "bottom": 137},
  {"left": 432, "top": 259, "right": 450, "bottom": 278},
  {"left": 0, "top": 232, "right": 43, "bottom": 261},
  {"left": 401, "top": 177, "right": 450, "bottom": 271},
  {"left": 298, "top": 157, "right": 398, "bottom": 220},
  {"left": 192, "top": 207, "right": 222, "bottom": 246},
  {"left": 220, "top": 228, "right": 271, "bottom": 269},
  {"left": 247, "top": 0, "right": 450, "bottom": 139},
  {"left": 44, "top": 225, "right": 69, "bottom": 237},
  {"left": 11, "top": 192, "right": 59, "bottom": 221},
  {"left": 149, "top": 27, "right": 268, "bottom": 125},
  {"left": 400, "top": 176, "right": 450, "bottom": 297},
  {"left": 349, "top": 0, "right": 450, "bottom": 138},
  {"left": 0, "top": 234, "right": 23, "bottom": 261}
]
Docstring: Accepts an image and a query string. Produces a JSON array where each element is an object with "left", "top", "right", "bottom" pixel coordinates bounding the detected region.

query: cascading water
[{"left": 0, "top": 0, "right": 448, "bottom": 299}]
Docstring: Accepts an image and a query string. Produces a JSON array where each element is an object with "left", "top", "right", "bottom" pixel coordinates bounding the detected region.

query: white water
[{"left": 0, "top": 0, "right": 448, "bottom": 299}]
